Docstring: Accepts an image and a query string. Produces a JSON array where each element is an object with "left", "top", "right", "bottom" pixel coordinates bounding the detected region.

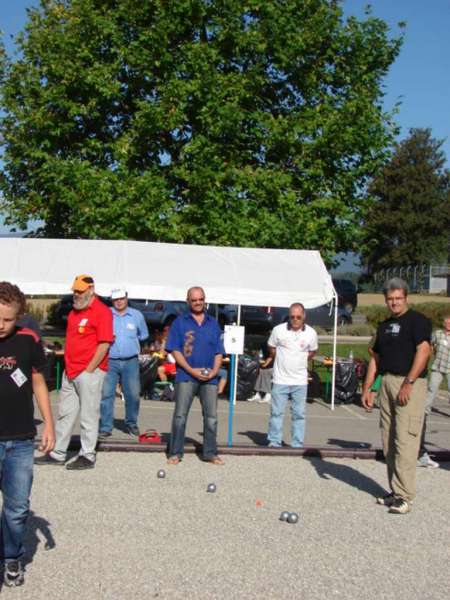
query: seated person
[
  {"left": 151, "top": 325, "right": 177, "bottom": 382},
  {"left": 217, "top": 364, "right": 229, "bottom": 398},
  {"left": 248, "top": 342, "right": 273, "bottom": 403},
  {"left": 158, "top": 353, "right": 176, "bottom": 382}
]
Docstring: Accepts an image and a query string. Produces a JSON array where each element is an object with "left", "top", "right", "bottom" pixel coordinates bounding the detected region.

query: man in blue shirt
[
  {"left": 99, "top": 288, "right": 149, "bottom": 437},
  {"left": 166, "top": 286, "right": 225, "bottom": 465}
]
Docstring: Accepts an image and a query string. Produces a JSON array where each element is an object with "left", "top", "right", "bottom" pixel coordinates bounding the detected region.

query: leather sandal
[{"left": 167, "top": 456, "right": 181, "bottom": 465}]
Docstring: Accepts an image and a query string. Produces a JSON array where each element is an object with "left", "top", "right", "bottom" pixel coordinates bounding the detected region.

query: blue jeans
[
  {"left": 100, "top": 357, "right": 141, "bottom": 432},
  {"left": 267, "top": 384, "right": 308, "bottom": 447},
  {"left": 0, "top": 439, "right": 34, "bottom": 562},
  {"left": 169, "top": 382, "right": 218, "bottom": 460}
]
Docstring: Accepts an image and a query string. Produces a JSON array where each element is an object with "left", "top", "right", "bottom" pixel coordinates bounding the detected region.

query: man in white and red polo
[{"left": 267, "top": 302, "right": 318, "bottom": 448}]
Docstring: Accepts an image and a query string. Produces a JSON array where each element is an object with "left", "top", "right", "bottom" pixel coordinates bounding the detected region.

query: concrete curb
[{"left": 35, "top": 436, "right": 450, "bottom": 461}]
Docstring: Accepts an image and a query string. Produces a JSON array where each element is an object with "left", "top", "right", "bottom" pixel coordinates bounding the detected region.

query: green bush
[
  {"left": 338, "top": 323, "right": 375, "bottom": 337},
  {"left": 45, "top": 301, "right": 62, "bottom": 327},
  {"left": 359, "top": 303, "right": 450, "bottom": 329}
]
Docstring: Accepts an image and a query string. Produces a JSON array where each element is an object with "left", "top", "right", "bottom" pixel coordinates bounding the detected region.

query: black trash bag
[
  {"left": 139, "top": 355, "right": 159, "bottom": 398},
  {"left": 236, "top": 355, "right": 260, "bottom": 401},
  {"left": 334, "top": 360, "right": 358, "bottom": 404},
  {"left": 42, "top": 352, "right": 57, "bottom": 390},
  {"left": 307, "top": 369, "right": 321, "bottom": 401}
]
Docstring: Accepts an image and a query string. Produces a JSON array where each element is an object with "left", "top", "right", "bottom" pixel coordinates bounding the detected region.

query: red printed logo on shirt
[{"left": 0, "top": 356, "right": 17, "bottom": 371}]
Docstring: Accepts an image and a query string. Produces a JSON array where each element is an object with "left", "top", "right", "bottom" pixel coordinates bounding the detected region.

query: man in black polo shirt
[
  {"left": 0, "top": 282, "right": 55, "bottom": 586},
  {"left": 362, "top": 278, "right": 431, "bottom": 514}
]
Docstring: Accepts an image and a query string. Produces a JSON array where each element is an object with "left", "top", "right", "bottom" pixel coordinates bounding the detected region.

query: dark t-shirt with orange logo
[{"left": 65, "top": 296, "right": 113, "bottom": 379}]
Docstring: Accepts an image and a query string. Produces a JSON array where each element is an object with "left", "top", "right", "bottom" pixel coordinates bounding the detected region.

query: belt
[{"left": 110, "top": 355, "right": 138, "bottom": 361}]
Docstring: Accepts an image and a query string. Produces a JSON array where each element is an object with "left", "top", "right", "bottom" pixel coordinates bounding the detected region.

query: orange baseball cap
[{"left": 71, "top": 274, "right": 95, "bottom": 292}]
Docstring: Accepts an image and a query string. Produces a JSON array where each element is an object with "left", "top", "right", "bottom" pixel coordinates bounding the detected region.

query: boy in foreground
[{"left": 0, "top": 282, "right": 55, "bottom": 586}]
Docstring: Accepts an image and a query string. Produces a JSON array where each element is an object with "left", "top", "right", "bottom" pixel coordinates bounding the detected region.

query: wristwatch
[{"left": 405, "top": 378, "right": 415, "bottom": 385}]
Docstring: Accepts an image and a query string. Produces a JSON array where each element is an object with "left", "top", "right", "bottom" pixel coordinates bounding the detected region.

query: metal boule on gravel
[
  {"left": 157, "top": 469, "right": 166, "bottom": 479},
  {"left": 207, "top": 483, "right": 216, "bottom": 493},
  {"left": 287, "top": 512, "right": 299, "bottom": 524},
  {"left": 279, "top": 511, "right": 290, "bottom": 522}
]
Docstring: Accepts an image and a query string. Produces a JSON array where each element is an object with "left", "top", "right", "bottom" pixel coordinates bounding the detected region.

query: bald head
[
  {"left": 187, "top": 286, "right": 206, "bottom": 315},
  {"left": 288, "top": 302, "right": 305, "bottom": 331}
]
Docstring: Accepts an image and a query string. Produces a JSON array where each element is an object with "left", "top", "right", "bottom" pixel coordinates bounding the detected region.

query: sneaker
[
  {"left": 417, "top": 452, "right": 439, "bottom": 469},
  {"left": 34, "top": 454, "right": 65, "bottom": 466},
  {"left": 268, "top": 442, "right": 282, "bottom": 448},
  {"left": 388, "top": 497, "right": 411, "bottom": 514},
  {"left": 247, "top": 393, "right": 261, "bottom": 402},
  {"left": 376, "top": 492, "right": 395, "bottom": 507},
  {"left": 65, "top": 456, "right": 95, "bottom": 470},
  {"left": 125, "top": 425, "right": 140, "bottom": 436},
  {"left": 4, "top": 560, "right": 24, "bottom": 587},
  {"left": 258, "top": 393, "right": 271, "bottom": 403},
  {"left": 98, "top": 431, "right": 112, "bottom": 439}
]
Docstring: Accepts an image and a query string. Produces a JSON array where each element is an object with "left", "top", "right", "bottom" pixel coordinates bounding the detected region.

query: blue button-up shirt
[
  {"left": 166, "top": 312, "right": 224, "bottom": 383},
  {"left": 109, "top": 306, "right": 149, "bottom": 360}
]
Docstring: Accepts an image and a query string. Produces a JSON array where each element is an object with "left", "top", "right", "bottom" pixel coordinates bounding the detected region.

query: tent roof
[{"left": 0, "top": 238, "right": 335, "bottom": 308}]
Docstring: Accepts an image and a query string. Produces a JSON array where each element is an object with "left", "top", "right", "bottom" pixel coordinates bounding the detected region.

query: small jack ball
[
  {"left": 287, "top": 512, "right": 299, "bottom": 524},
  {"left": 157, "top": 469, "right": 166, "bottom": 479},
  {"left": 207, "top": 483, "right": 216, "bottom": 493},
  {"left": 279, "top": 511, "right": 290, "bottom": 522}
]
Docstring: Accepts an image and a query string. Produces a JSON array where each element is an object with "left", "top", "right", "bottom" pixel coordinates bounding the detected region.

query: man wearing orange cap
[{"left": 35, "top": 275, "right": 113, "bottom": 470}]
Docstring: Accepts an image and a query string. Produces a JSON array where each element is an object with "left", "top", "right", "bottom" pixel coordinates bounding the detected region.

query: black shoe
[
  {"left": 66, "top": 456, "right": 95, "bottom": 470},
  {"left": 376, "top": 492, "right": 395, "bottom": 507},
  {"left": 388, "top": 497, "right": 411, "bottom": 514},
  {"left": 34, "top": 454, "right": 65, "bottom": 466},
  {"left": 125, "top": 425, "right": 140, "bottom": 436},
  {"left": 98, "top": 431, "right": 112, "bottom": 439},
  {"left": 4, "top": 560, "right": 24, "bottom": 587}
]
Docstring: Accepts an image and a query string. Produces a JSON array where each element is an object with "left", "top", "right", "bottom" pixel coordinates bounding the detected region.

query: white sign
[{"left": 224, "top": 325, "right": 245, "bottom": 355}]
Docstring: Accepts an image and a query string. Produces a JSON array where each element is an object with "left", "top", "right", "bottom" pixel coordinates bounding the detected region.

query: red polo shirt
[{"left": 65, "top": 296, "right": 114, "bottom": 379}]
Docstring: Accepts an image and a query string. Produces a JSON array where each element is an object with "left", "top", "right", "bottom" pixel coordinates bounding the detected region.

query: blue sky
[{"left": 1, "top": 0, "right": 449, "bottom": 245}]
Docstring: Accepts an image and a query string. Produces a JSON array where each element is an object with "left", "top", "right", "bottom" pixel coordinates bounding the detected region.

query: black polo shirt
[
  {"left": 373, "top": 309, "right": 431, "bottom": 378},
  {"left": 0, "top": 326, "right": 46, "bottom": 440}
]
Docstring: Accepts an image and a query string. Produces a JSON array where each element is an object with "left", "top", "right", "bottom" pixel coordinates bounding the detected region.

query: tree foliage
[
  {"left": 361, "top": 128, "right": 450, "bottom": 273},
  {"left": 0, "top": 0, "right": 402, "bottom": 259}
]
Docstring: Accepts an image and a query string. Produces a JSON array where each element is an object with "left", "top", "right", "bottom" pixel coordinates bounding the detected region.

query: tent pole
[
  {"left": 234, "top": 305, "right": 241, "bottom": 407},
  {"left": 331, "top": 293, "right": 338, "bottom": 411},
  {"left": 227, "top": 354, "right": 236, "bottom": 446},
  {"left": 227, "top": 305, "right": 241, "bottom": 447}
]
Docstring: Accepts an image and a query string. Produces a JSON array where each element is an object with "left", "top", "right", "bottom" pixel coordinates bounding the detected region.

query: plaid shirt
[{"left": 431, "top": 329, "right": 450, "bottom": 374}]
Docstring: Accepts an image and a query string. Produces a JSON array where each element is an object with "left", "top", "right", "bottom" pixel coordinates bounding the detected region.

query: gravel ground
[{"left": 1, "top": 454, "right": 449, "bottom": 600}]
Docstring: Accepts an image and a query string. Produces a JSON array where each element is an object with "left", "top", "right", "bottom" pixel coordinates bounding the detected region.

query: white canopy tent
[{"left": 0, "top": 237, "right": 339, "bottom": 412}]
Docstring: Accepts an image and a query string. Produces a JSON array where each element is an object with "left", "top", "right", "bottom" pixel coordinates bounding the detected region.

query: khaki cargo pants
[{"left": 379, "top": 374, "right": 426, "bottom": 502}]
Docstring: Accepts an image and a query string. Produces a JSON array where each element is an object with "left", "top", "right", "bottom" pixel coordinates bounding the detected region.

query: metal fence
[{"left": 372, "top": 264, "right": 449, "bottom": 294}]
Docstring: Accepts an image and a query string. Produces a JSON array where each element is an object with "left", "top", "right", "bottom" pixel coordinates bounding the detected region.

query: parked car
[
  {"left": 128, "top": 299, "right": 187, "bottom": 330},
  {"left": 210, "top": 303, "right": 351, "bottom": 333},
  {"left": 332, "top": 278, "right": 358, "bottom": 313},
  {"left": 53, "top": 295, "right": 186, "bottom": 331},
  {"left": 53, "top": 294, "right": 112, "bottom": 326},
  {"left": 208, "top": 305, "right": 275, "bottom": 333},
  {"left": 271, "top": 304, "right": 352, "bottom": 330}
]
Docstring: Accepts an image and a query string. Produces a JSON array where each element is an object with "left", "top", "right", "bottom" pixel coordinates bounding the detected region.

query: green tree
[
  {"left": 361, "top": 128, "right": 450, "bottom": 273},
  {"left": 1, "top": 0, "right": 402, "bottom": 259}
]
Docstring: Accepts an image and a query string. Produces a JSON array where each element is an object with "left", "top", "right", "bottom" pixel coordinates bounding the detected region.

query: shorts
[{"left": 163, "top": 363, "right": 176, "bottom": 376}]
